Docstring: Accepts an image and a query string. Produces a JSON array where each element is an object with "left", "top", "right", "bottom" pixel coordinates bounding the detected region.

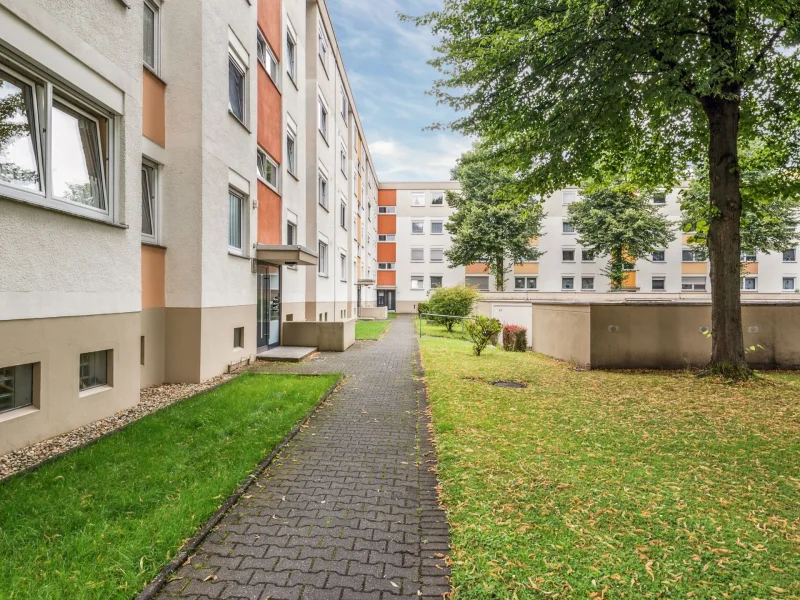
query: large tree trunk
[
  {"left": 494, "top": 256, "right": 505, "bottom": 291},
  {"left": 702, "top": 97, "right": 749, "bottom": 378}
]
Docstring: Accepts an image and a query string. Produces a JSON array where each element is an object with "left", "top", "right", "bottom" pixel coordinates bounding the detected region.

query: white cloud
[{"left": 369, "top": 134, "right": 473, "bottom": 181}]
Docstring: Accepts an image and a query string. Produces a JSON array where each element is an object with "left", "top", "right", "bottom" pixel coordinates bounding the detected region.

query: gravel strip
[{"left": 0, "top": 374, "right": 235, "bottom": 481}]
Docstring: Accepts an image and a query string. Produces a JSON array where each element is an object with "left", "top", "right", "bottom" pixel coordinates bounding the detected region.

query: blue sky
[{"left": 328, "top": 0, "right": 472, "bottom": 183}]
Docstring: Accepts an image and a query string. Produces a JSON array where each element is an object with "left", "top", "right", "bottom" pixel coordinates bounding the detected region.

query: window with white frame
[
  {"left": 653, "top": 194, "right": 667, "bottom": 204},
  {"left": 257, "top": 148, "right": 279, "bottom": 191},
  {"left": 411, "top": 276, "right": 425, "bottom": 290},
  {"left": 430, "top": 276, "right": 443, "bottom": 289},
  {"left": 286, "top": 220, "right": 297, "bottom": 245},
  {"left": 581, "top": 249, "right": 595, "bottom": 262},
  {"left": 652, "top": 250, "right": 666, "bottom": 262},
  {"left": 465, "top": 276, "right": 489, "bottom": 291},
  {"left": 340, "top": 253, "right": 347, "bottom": 282},
  {"left": 141, "top": 161, "right": 158, "bottom": 242},
  {"left": 286, "top": 127, "right": 297, "bottom": 176},
  {"left": 411, "top": 221, "right": 424, "bottom": 234},
  {"left": 340, "top": 84, "right": 348, "bottom": 120},
  {"left": 257, "top": 29, "right": 279, "bottom": 86},
  {"left": 379, "top": 234, "right": 396, "bottom": 242},
  {"left": 783, "top": 249, "right": 797, "bottom": 262},
  {"left": 143, "top": 0, "right": 160, "bottom": 74},
  {"left": 379, "top": 206, "right": 396, "bottom": 214},
  {"left": 562, "top": 190, "right": 578, "bottom": 205},
  {"left": 339, "top": 199, "right": 347, "bottom": 229},
  {"left": 378, "top": 262, "right": 396, "bottom": 270},
  {"left": 741, "top": 277, "right": 757, "bottom": 291},
  {"left": 741, "top": 250, "right": 757, "bottom": 263},
  {"left": 411, "top": 247, "right": 424, "bottom": 262},
  {"left": 0, "top": 362, "right": 35, "bottom": 414},
  {"left": 515, "top": 277, "right": 537, "bottom": 290},
  {"left": 233, "top": 327, "right": 244, "bottom": 349},
  {"left": 318, "top": 94, "right": 329, "bottom": 140},
  {"left": 682, "top": 248, "right": 707, "bottom": 262},
  {"left": 318, "top": 25, "right": 330, "bottom": 71},
  {"left": 562, "top": 249, "right": 576, "bottom": 262},
  {"left": 562, "top": 221, "right": 575, "bottom": 234},
  {"left": 0, "top": 59, "right": 120, "bottom": 221},
  {"left": 79, "top": 350, "right": 110, "bottom": 391},
  {"left": 783, "top": 277, "right": 796, "bottom": 291},
  {"left": 430, "top": 248, "right": 444, "bottom": 262},
  {"left": 562, "top": 277, "right": 575, "bottom": 290},
  {"left": 318, "top": 240, "right": 328, "bottom": 276},
  {"left": 430, "top": 221, "right": 444, "bottom": 235},
  {"left": 228, "top": 52, "right": 247, "bottom": 124},
  {"left": 431, "top": 192, "right": 444, "bottom": 206},
  {"left": 581, "top": 277, "right": 595, "bottom": 291},
  {"left": 652, "top": 277, "right": 666, "bottom": 291},
  {"left": 340, "top": 144, "right": 347, "bottom": 175},
  {"left": 682, "top": 276, "right": 707, "bottom": 291},
  {"left": 318, "top": 171, "right": 328, "bottom": 209},
  {"left": 286, "top": 25, "right": 297, "bottom": 81},
  {"left": 411, "top": 192, "right": 426, "bottom": 207},
  {"left": 228, "top": 189, "right": 246, "bottom": 252}
]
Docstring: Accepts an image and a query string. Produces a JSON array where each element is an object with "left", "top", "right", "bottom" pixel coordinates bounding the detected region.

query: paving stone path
[{"left": 157, "top": 316, "right": 450, "bottom": 600}]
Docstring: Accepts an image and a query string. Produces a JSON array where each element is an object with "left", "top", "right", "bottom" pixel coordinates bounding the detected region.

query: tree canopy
[
  {"left": 445, "top": 145, "right": 543, "bottom": 291},
  {"left": 567, "top": 185, "right": 676, "bottom": 289}
]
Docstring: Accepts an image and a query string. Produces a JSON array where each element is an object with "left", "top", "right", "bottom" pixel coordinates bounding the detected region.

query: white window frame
[
  {"left": 0, "top": 58, "right": 119, "bottom": 223},
  {"left": 318, "top": 170, "right": 329, "bottom": 210},
  {"left": 228, "top": 188, "right": 247, "bottom": 254},
  {"left": 411, "top": 220, "right": 424, "bottom": 235},
  {"left": 318, "top": 93, "right": 329, "bottom": 141},
  {"left": 581, "top": 276, "right": 595, "bottom": 291},
  {"left": 430, "top": 276, "right": 444, "bottom": 289},
  {"left": 411, "top": 192, "right": 426, "bottom": 207},
  {"left": 0, "top": 362, "right": 35, "bottom": 415},
  {"left": 430, "top": 248, "right": 444, "bottom": 263},
  {"left": 783, "top": 277, "right": 796, "bottom": 291},
  {"left": 430, "top": 221, "right": 444, "bottom": 235},
  {"left": 340, "top": 253, "right": 348, "bottom": 282},
  {"left": 143, "top": 0, "right": 161, "bottom": 75},
  {"left": 340, "top": 142, "right": 347, "bottom": 176},
  {"left": 286, "top": 220, "right": 297, "bottom": 246},
  {"left": 411, "top": 276, "right": 425, "bottom": 290},
  {"left": 286, "top": 124, "right": 297, "bottom": 177},
  {"left": 411, "top": 247, "right": 425, "bottom": 263},
  {"left": 318, "top": 239, "right": 329, "bottom": 277},
  {"left": 562, "top": 221, "right": 576, "bottom": 234},
  {"left": 257, "top": 148, "right": 279, "bottom": 192},
  {"left": 783, "top": 249, "right": 797, "bottom": 262},
  {"left": 286, "top": 22, "right": 298, "bottom": 82},
  {"left": 79, "top": 350, "right": 111, "bottom": 392},
  {"left": 741, "top": 276, "right": 758, "bottom": 291},
  {"left": 431, "top": 192, "right": 444, "bottom": 206},
  {"left": 465, "top": 276, "right": 490, "bottom": 291},
  {"left": 652, "top": 250, "right": 666, "bottom": 262},
  {"left": 681, "top": 276, "right": 707, "bottom": 291},
  {"left": 228, "top": 49, "right": 248, "bottom": 125},
  {"left": 340, "top": 83, "right": 348, "bottom": 120},
  {"left": 562, "top": 190, "right": 578, "bottom": 205},
  {"left": 141, "top": 159, "right": 159, "bottom": 244},
  {"left": 378, "top": 262, "right": 396, "bottom": 271},
  {"left": 379, "top": 206, "right": 396, "bottom": 214},
  {"left": 741, "top": 250, "right": 757, "bottom": 263},
  {"left": 257, "top": 28, "right": 280, "bottom": 87},
  {"left": 561, "top": 276, "right": 575, "bottom": 290},
  {"left": 379, "top": 234, "right": 396, "bottom": 242},
  {"left": 339, "top": 198, "right": 347, "bottom": 230},
  {"left": 652, "top": 277, "right": 666, "bottom": 291},
  {"left": 562, "top": 248, "right": 576, "bottom": 262},
  {"left": 514, "top": 276, "right": 537, "bottom": 291},
  {"left": 318, "top": 23, "right": 330, "bottom": 74}
]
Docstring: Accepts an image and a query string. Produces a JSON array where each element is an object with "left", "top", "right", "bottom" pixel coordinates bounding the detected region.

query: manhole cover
[{"left": 491, "top": 381, "right": 527, "bottom": 389}]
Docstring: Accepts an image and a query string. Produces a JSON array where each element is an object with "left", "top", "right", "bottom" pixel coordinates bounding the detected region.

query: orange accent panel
[
  {"left": 378, "top": 271, "right": 397, "bottom": 286},
  {"left": 257, "top": 181, "right": 282, "bottom": 245},
  {"left": 378, "top": 214, "right": 396, "bottom": 234},
  {"left": 514, "top": 263, "right": 539, "bottom": 275},
  {"left": 466, "top": 263, "right": 490, "bottom": 274},
  {"left": 257, "top": 69, "right": 282, "bottom": 162},
  {"left": 377, "top": 243, "right": 396, "bottom": 262},
  {"left": 142, "top": 244, "right": 166, "bottom": 309},
  {"left": 529, "top": 237, "right": 540, "bottom": 246},
  {"left": 378, "top": 189, "right": 397, "bottom": 206},
  {"left": 622, "top": 272, "right": 637, "bottom": 288},
  {"left": 743, "top": 262, "right": 759, "bottom": 274},
  {"left": 682, "top": 233, "right": 695, "bottom": 245},
  {"left": 258, "top": 0, "right": 281, "bottom": 59},
  {"left": 142, "top": 68, "right": 165, "bottom": 147},
  {"left": 682, "top": 262, "right": 709, "bottom": 275}
]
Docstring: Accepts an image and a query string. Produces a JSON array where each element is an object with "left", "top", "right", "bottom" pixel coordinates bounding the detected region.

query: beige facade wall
[
  {"left": 397, "top": 301, "right": 423, "bottom": 314},
  {"left": 530, "top": 304, "right": 592, "bottom": 367},
  {"left": 141, "top": 308, "right": 166, "bottom": 388},
  {"left": 0, "top": 313, "right": 141, "bottom": 455}
]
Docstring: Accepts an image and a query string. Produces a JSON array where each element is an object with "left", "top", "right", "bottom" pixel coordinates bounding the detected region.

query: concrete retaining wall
[
  {"left": 360, "top": 307, "right": 388, "bottom": 320},
  {"left": 282, "top": 319, "right": 356, "bottom": 352}
]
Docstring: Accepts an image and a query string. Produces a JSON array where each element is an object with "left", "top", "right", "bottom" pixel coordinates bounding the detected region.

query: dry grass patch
[{"left": 421, "top": 337, "right": 800, "bottom": 599}]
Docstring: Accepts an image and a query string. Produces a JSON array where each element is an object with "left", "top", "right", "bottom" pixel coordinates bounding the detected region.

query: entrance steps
[{"left": 257, "top": 346, "right": 318, "bottom": 363}]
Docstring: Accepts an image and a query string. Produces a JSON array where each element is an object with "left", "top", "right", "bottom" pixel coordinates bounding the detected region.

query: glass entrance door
[
  {"left": 378, "top": 290, "right": 396, "bottom": 311},
  {"left": 257, "top": 264, "right": 281, "bottom": 349}
]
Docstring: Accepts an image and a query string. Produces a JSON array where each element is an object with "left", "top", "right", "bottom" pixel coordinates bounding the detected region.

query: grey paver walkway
[{"left": 157, "top": 316, "right": 450, "bottom": 600}]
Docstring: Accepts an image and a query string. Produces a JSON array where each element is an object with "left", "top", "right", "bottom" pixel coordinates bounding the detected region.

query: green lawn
[
  {"left": 356, "top": 319, "right": 392, "bottom": 340},
  {"left": 418, "top": 318, "right": 472, "bottom": 341},
  {"left": 0, "top": 373, "right": 339, "bottom": 600},
  {"left": 421, "top": 337, "right": 800, "bottom": 599}
]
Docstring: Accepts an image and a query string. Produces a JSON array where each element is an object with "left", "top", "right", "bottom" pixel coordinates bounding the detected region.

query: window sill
[
  {"left": 0, "top": 405, "right": 38, "bottom": 425},
  {"left": 228, "top": 251, "right": 250, "bottom": 261},
  {"left": 142, "top": 240, "right": 167, "bottom": 250},
  {"left": 143, "top": 63, "right": 167, "bottom": 85},
  {"left": 318, "top": 274, "right": 329, "bottom": 279},
  {"left": 228, "top": 110, "right": 251, "bottom": 132},
  {"left": 2, "top": 195, "right": 128, "bottom": 229},
  {"left": 319, "top": 131, "right": 330, "bottom": 146},
  {"left": 287, "top": 73, "right": 299, "bottom": 91},
  {"left": 80, "top": 385, "right": 113, "bottom": 399},
  {"left": 287, "top": 170, "right": 300, "bottom": 182},
  {"left": 319, "top": 203, "right": 329, "bottom": 212}
]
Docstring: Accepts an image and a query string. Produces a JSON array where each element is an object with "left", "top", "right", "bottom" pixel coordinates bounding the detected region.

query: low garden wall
[{"left": 282, "top": 319, "right": 356, "bottom": 352}]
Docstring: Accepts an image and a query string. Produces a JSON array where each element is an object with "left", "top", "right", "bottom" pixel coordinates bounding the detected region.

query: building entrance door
[
  {"left": 377, "top": 290, "right": 396, "bottom": 312},
  {"left": 257, "top": 264, "right": 281, "bottom": 349}
]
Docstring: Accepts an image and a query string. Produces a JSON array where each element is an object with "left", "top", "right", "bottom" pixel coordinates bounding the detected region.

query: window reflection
[{"left": 0, "top": 70, "right": 41, "bottom": 191}]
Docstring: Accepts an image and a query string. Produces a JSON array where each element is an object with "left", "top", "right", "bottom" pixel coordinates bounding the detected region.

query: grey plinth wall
[
  {"left": 282, "top": 319, "right": 356, "bottom": 352},
  {"left": 359, "top": 307, "right": 388, "bottom": 320}
]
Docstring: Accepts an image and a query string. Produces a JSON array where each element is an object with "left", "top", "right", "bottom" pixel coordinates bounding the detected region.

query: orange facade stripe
[
  {"left": 142, "top": 68, "right": 165, "bottom": 147},
  {"left": 142, "top": 244, "right": 166, "bottom": 309},
  {"left": 378, "top": 189, "right": 397, "bottom": 206},
  {"left": 257, "top": 69, "right": 282, "bottom": 162},
  {"left": 257, "top": 181, "right": 282, "bottom": 245},
  {"left": 377, "top": 243, "right": 396, "bottom": 262},
  {"left": 378, "top": 214, "right": 396, "bottom": 234},
  {"left": 258, "top": 0, "right": 282, "bottom": 59},
  {"left": 377, "top": 271, "right": 397, "bottom": 287},
  {"left": 466, "top": 263, "right": 490, "bottom": 274}
]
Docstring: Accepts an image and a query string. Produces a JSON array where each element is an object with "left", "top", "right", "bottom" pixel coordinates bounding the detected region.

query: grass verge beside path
[
  {"left": 421, "top": 337, "right": 800, "bottom": 599},
  {"left": 0, "top": 372, "right": 339, "bottom": 600},
  {"left": 356, "top": 319, "right": 392, "bottom": 340}
]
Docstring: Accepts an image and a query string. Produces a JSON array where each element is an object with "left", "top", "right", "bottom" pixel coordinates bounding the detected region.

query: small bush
[
  {"left": 426, "top": 285, "right": 480, "bottom": 332},
  {"left": 417, "top": 301, "right": 430, "bottom": 315},
  {"left": 466, "top": 316, "right": 503, "bottom": 356},
  {"left": 502, "top": 325, "right": 528, "bottom": 352}
]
